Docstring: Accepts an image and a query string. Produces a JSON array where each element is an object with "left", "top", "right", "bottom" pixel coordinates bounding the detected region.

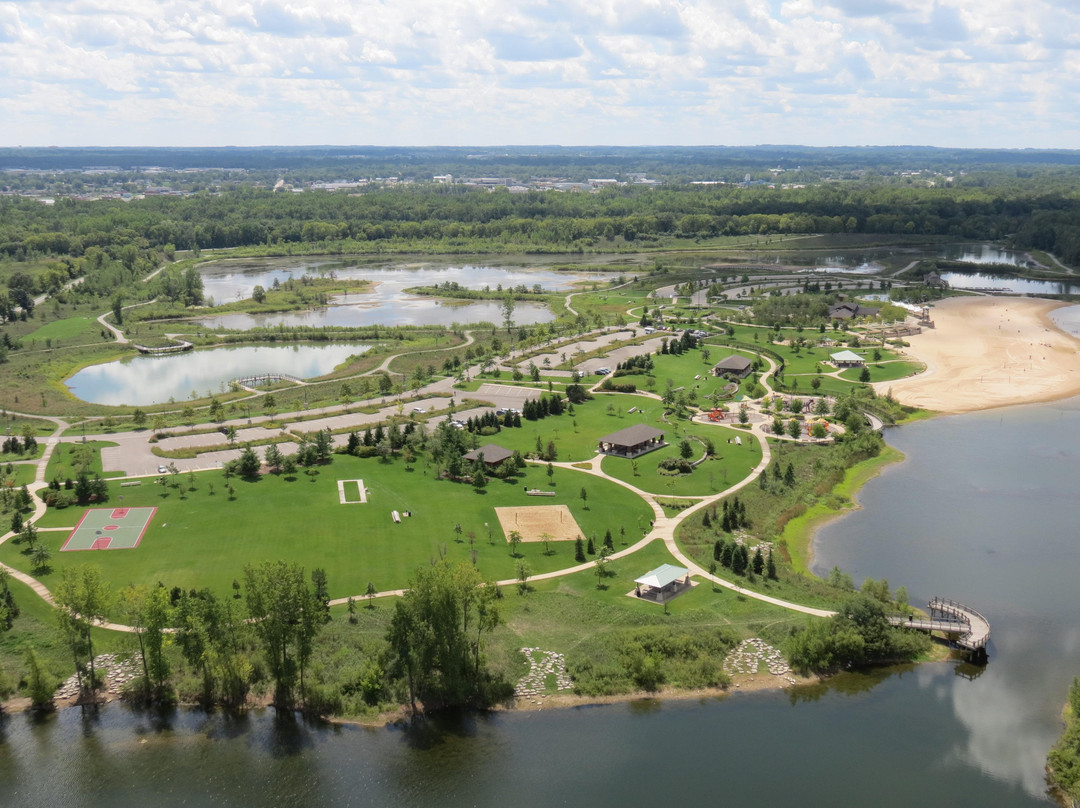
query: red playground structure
[{"left": 708, "top": 409, "right": 726, "bottom": 421}]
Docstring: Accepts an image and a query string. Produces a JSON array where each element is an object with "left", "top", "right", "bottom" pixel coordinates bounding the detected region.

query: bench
[
  {"left": 121, "top": 481, "right": 141, "bottom": 487},
  {"left": 526, "top": 489, "right": 556, "bottom": 497},
  {"left": 392, "top": 510, "right": 401, "bottom": 523}
]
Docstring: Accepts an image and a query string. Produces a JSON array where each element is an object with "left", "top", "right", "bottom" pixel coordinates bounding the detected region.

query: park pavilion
[
  {"left": 597, "top": 424, "right": 665, "bottom": 458},
  {"left": 712, "top": 355, "right": 753, "bottom": 378},
  {"left": 830, "top": 350, "right": 865, "bottom": 368},
  {"left": 633, "top": 564, "right": 692, "bottom": 603},
  {"left": 463, "top": 443, "right": 514, "bottom": 467}
]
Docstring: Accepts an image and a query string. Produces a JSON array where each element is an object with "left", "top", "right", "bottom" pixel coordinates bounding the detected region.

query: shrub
[{"left": 657, "top": 457, "right": 693, "bottom": 475}]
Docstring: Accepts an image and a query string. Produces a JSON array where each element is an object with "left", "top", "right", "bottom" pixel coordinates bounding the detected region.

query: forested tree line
[{"left": 3, "top": 180, "right": 1080, "bottom": 263}]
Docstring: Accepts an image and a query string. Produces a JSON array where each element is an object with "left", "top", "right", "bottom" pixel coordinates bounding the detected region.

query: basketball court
[{"left": 61, "top": 507, "right": 157, "bottom": 552}]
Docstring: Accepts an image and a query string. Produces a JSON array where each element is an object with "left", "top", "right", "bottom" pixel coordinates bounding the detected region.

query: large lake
[
  {"left": 10, "top": 381, "right": 1080, "bottom": 806},
  {"left": 191, "top": 258, "right": 614, "bottom": 329},
  {"left": 65, "top": 344, "right": 369, "bottom": 406}
]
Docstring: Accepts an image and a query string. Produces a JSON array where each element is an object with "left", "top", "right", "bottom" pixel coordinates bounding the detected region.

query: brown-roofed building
[
  {"left": 712, "top": 355, "right": 753, "bottom": 378},
  {"left": 463, "top": 443, "right": 514, "bottom": 467},
  {"left": 598, "top": 424, "right": 666, "bottom": 458}
]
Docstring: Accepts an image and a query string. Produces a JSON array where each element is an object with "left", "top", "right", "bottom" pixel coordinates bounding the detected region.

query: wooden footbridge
[
  {"left": 232, "top": 373, "right": 304, "bottom": 388},
  {"left": 889, "top": 597, "right": 990, "bottom": 662},
  {"left": 133, "top": 339, "right": 193, "bottom": 355}
]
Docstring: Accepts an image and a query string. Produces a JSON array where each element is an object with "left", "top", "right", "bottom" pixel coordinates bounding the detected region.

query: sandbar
[{"left": 878, "top": 296, "right": 1080, "bottom": 413}]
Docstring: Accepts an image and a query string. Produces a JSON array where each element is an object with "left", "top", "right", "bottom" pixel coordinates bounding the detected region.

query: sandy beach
[{"left": 877, "top": 296, "right": 1080, "bottom": 413}]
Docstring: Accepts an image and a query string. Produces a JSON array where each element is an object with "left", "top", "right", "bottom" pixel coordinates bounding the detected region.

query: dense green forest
[{"left": 3, "top": 180, "right": 1080, "bottom": 265}]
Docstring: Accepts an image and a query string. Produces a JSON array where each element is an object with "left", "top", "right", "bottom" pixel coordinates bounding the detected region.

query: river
[{"left": 2, "top": 399, "right": 1076, "bottom": 806}]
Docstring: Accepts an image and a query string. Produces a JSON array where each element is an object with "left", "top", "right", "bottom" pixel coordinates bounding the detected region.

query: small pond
[{"left": 65, "top": 343, "right": 369, "bottom": 406}]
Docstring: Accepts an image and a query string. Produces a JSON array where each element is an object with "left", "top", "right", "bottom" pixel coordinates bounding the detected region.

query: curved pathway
[{"left": 4, "top": 318, "right": 851, "bottom": 631}]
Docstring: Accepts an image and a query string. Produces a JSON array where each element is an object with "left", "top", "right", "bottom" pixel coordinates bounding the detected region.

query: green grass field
[
  {"left": 600, "top": 422, "right": 762, "bottom": 497},
  {"left": 23, "top": 315, "right": 106, "bottom": 346},
  {"left": 9, "top": 452, "right": 652, "bottom": 607},
  {"left": 45, "top": 440, "right": 121, "bottom": 480}
]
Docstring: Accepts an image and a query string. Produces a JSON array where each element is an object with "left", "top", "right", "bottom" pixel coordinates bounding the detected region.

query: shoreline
[
  {"left": 878, "top": 296, "right": 1080, "bottom": 414},
  {"left": 1, "top": 671, "right": 820, "bottom": 722},
  {"left": 781, "top": 444, "right": 906, "bottom": 575}
]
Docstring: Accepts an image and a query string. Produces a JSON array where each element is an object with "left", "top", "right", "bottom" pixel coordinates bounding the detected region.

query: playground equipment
[{"left": 708, "top": 409, "right": 726, "bottom": 422}]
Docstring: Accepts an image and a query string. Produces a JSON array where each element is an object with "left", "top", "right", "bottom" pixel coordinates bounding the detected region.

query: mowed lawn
[
  {"left": 12, "top": 453, "right": 652, "bottom": 606},
  {"left": 601, "top": 421, "right": 762, "bottom": 497},
  {"left": 457, "top": 392, "right": 672, "bottom": 463}
]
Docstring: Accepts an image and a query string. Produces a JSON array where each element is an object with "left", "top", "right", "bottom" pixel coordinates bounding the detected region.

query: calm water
[
  {"left": 65, "top": 344, "right": 369, "bottom": 406},
  {"left": 192, "top": 258, "right": 611, "bottom": 328},
  {"left": 3, "top": 401, "right": 1076, "bottom": 806},
  {"left": 939, "top": 271, "right": 1080, "bottom": 295},
  {"left": 940, "top": 244, "right": 1030, "bottom": 266},
  {"left": 193, "top": 299, "right": 555, "bottom": 331}
]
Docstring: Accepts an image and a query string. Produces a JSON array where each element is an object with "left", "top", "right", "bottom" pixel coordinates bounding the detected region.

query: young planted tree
[
  {"left": 31, "top": 543, "right": 51, "bottom": 572},
  {"left": 594, "top": 547, "right": 610, "bottom": 588},
  {"left": 516, "top": 560, "right": 531, "bottom": 595},
  {"left": 508, "top": 530, "right": 523, "bottom": 558}
]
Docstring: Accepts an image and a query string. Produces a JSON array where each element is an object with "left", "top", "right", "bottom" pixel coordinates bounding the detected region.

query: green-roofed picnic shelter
[
  {"left": 633, "top": 563, "right": 692, "bottom": 603},
  {"left": 830, "top": 350, "right": 865, "bottom": 367}
]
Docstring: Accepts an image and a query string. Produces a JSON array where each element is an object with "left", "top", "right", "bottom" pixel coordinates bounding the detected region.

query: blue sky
[{"left": 2, "top": 0, "right": 1078, "bottom": 148}]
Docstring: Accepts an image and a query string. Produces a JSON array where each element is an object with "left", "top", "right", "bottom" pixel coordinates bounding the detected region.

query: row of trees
[
  {"left": 43, "top": 562, "right": 332, "bottom": 710},
  {"left": 6, "top": 178, "right": 1080, "bottom": 260}
]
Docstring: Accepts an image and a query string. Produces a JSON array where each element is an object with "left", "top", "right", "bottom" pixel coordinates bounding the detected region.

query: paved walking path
[{"left": 1, "top": 315, "right": 854, "bottom": 631}]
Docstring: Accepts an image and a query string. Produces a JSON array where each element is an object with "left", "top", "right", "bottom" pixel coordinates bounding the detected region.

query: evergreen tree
[
  {"left": 752, "top": 547, "right": 765, "bottom": 576},
  {"left": 767, "top": 550, "right": 778, "bottom": 581},
  {"left": 574, "top": 537, "right": 586, "bottom": 563},
  {"left": 732, "top": 545, "right": 749, "bottom": 576},
  {"left": 586, "top": 536, "right": 596, "bottom": 555}
]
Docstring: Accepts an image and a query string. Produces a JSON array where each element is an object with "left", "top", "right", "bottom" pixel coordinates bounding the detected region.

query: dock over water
[{"left": 890, "top": 597, "right": 990, "bottom": 662}]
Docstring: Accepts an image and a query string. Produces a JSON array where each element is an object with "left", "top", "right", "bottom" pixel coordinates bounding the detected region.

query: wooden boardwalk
[
  {"left": 889, "top": 597, "right": 990, "bottom": 659},
  {"left": 233, "top": 373, "right": 303, "bottom": 387}
]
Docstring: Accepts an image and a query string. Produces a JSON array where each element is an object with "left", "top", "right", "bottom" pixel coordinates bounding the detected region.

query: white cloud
[{"left": 0, "top": 0, "right": 1078, "bottom": 146}]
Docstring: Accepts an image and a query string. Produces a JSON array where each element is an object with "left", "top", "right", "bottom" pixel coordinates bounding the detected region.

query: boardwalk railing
[
  {"left": 232, "top": 373, "right": 303, "bottom": 388},
  {"left": 889, "top": 596, "right": 990, "bottom": 659},
  {"left": 133, "top": 340, "right": 193, "bottom": 355}
]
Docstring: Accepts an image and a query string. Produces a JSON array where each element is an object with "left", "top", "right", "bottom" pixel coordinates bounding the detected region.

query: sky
[{"left": 1, "top": 0, "right": 1078, "bottom": 149}]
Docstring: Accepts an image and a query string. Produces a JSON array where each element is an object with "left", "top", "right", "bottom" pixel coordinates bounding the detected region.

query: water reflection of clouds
[
  {"left": 923, "top": 627, "right": 1080, "bottom": 800},
  {"left": 66, "top": 345, "right": 367, "bottom": 406},
  {"left": 192, "top": 300, "right": 555, "bottom": 330},
  {"left": 200, "top": 262, "right": 609, "bottom": 304}
]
